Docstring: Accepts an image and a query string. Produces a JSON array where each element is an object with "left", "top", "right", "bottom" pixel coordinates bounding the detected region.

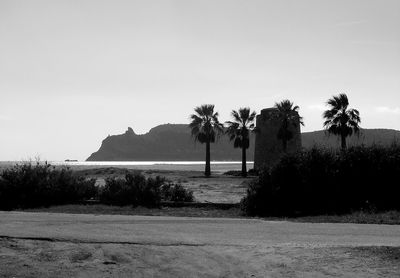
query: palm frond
[
  {"left": 248, "top": 111, "right": 256, "bottom": 122},
  {"left": 189, "top": 104, "right": 224, "bottom": 144},
  {"left": 323, "top": 94, "right": 361, "bottom": 145},
  {"left": 231, "top": 110, "right": 241, "bottom": 123},
  {"left": 274, "top": 100, "right": 303, "bottom": 143},
  {"left": 225, "top": 107, "right": 256, "bottom": 149}
]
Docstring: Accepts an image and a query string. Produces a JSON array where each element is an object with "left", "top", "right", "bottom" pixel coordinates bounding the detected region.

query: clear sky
[{"left": 0, "top": 0, "right": 399, "bottom": 161}]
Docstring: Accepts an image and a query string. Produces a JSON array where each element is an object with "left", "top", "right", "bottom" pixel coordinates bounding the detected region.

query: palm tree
[
  {"left": 323, "top": 93, "right": 361, "bottom": 150},
  {"left": 274, "top": 100, "right": 304, "bottom": 152},
  {"left": 189, "top": 104, "right": 224, "bottom": 177},
  {"left": 225, "top": 108, "right": 256, "bottom": 177}
]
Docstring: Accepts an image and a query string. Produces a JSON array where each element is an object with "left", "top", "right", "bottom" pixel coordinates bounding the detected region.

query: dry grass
[
  {"left": 290, "top": 210, "right": 400, "bottom": 225},
  {"left": 22, "top": 204, "right": 245, "bottom": 218},
  {"left": 20, "top": 205, "right": 400, "bottom": 224}
]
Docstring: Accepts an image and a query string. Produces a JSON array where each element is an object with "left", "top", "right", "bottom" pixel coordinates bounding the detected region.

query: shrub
[
  {"left": 0, "top": 161, "right": 97, "bottom": 210},
  {"left": 161, "top": 182, "right": 194, "bottom": 202},
  {"left": 241, "top": 145, "right": 400, "bottom": 216},
  {"left": 99, "top": 173, "right": 194, "bottom": 207},
  {"left": 99, "top": 173, "right": 164, "bottom": 207},
  {"left": 223, "top": 170, "right": 257, "bottom": 176},
  {"left": 223, "top": 170, "right": 243, "bottom": 176}
]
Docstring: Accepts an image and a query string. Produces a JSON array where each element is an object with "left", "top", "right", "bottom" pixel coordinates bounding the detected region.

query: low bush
[
  {"left": 0, "top": 161, "right": 97, "bottom": 210},
  {"left": 242, "top": 145, "right": 400, "bottom": 216},
  {"left": 161, "top": 182, "right": 194, "bottom": 202},
  {"left": 99, "top": 173, "right": 194, "bottom": 207},
  {"left": 99, "top": 173, "right": 164, "bottom": 207},
  {"left": 223, "top": 170, "right": 243, "bottom": 176}
]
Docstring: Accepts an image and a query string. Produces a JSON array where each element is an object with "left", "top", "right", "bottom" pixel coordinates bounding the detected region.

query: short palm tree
[
  {"left": 323, "top": 93, "right": 361, "bottom": 150},
  {"left": 274, "top": 100, "right": 304, "bottom": 152},
  {"left": 189, "top": 104, "right": 224, "bottom": 177},
  {"left": 225, "top": 108, "right": 256, "bottom": 177}
]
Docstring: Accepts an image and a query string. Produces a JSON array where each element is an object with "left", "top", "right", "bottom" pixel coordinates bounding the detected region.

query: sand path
[{"left": 0, "top": 211, "right": 399, "bottom": 277}]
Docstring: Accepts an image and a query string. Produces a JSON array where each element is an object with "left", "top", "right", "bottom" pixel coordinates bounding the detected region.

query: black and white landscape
[{"left": 0, "top": 1, "right": 399, "bottom": 277}]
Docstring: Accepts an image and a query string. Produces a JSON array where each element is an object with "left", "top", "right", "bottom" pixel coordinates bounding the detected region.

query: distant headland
[{"left": 86, "top": 124, "right": 400, "bottom": 161}]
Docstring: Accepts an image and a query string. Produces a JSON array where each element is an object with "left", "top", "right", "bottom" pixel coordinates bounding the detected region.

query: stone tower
[{"left": 254, "top": 108, "right": 302, "bottom": 170}]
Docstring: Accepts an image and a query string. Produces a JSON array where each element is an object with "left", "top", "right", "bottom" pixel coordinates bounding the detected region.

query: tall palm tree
[
  {"left": 323, "top": 93, "right": 361, "bottom": 150},
  {"left": 189, "top": 104, "right": 224, "bottom": 177},
  {"left": 225, "top": 108, "right": 256, "bottom": 177},
  {"left": 274, "top": 100, "right": 304, "bottom": 152}
]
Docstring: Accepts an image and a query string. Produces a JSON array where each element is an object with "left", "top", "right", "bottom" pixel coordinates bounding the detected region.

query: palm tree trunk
[
  {"left": 205, "top": 141, "right": 211, "bottom": 177},
  {"left": 241, "top": 146, "right": 247, "bottom": 177},
  {"left": 341, "top": 134, "right": 346, "bottom": 150}
]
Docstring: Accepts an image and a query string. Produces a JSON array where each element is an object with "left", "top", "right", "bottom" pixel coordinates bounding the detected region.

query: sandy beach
[{"left": 73, "top": 166, "right": 253, "bottom": 204}]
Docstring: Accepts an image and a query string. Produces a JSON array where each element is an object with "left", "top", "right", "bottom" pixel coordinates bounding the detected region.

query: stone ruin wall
[{"left": 254, "top": 108, "right": 302, "bottom": 170}]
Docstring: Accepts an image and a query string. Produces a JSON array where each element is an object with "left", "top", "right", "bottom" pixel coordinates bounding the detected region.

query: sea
[{"left": 0, "top": 161, "right": 254, "bottom": 173}]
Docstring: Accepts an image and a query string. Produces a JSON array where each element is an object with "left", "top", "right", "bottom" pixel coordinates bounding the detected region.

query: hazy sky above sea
[{"left": 0, "top": 0, "right": 399, "bottom": 161}]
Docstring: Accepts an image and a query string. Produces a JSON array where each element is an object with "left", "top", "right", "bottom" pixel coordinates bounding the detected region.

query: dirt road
[{"left": 0, "top": 211, "right": 399, "bottom": 277}]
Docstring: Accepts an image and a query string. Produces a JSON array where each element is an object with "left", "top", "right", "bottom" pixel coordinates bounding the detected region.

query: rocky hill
[{"left": 86, "top": 124, "right": 400, "bottom": 161}]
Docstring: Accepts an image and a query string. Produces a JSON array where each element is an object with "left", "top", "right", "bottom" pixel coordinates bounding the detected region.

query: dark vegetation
[
  {"left": 323, "top": 93, "right": 361, "bottom": 150},
  {"left": 160, "top": 182, "right": 194, "bottom": 203},
  {"left": 0, "top": 162, "right": 194, "bottom": 210},
  {"left": 223, "top": 170, "right": 257, "bottom": 177},
  {"left": 242, "top": 145, "right": 400, "bottom": 216},
  {"left": 99, "top": 173, "right": 194, "bottom": 206},
  {"left": 0, "top": 162, "right": 97, "bottom": 210},
  {"left": 99, "top": 174, "right": 165, "bottom": 207},
  {"left": 274, "top": 100, "right": 304, "bottom": 152}
]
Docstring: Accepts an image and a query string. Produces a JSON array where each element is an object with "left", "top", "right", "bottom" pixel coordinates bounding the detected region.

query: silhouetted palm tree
[
  {"left": 323, "top": 93, "right": 361, "bottom": 150},
  {"left": 189, "top": 104, "right": 224, "bottom": 177},
  {"left": 225, "top": 108, "right": 256, "bottom": 177},
  {"left": 274, "top": 100, "right": 304, "bottom": 152}
]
